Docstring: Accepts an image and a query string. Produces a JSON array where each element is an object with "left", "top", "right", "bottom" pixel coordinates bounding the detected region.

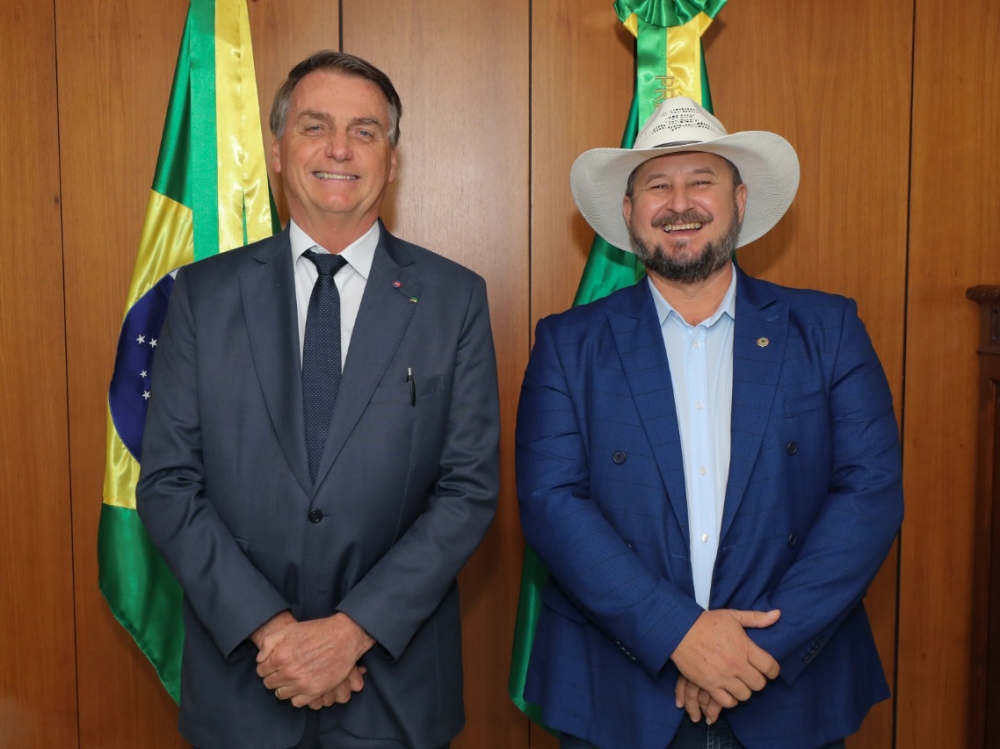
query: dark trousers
[
  {"left": 560, "top": 715, "right": 846, "bottom": 749},
  {"left": 197, "top": 710, "right": 450, "bottom": 749},
  {"left": 297, "top": 710, "right": 450, "bottom": 749}
]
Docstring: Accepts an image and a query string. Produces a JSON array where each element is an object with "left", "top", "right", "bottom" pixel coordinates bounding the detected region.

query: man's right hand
[
  {"left": 669, "top": 608, "right": 781, "bottom": 709},
  {"left": 250, "top": 610, "right": 297, "bottom": 649},
  {"left": 675, "top": 674, "right": 723, "bottom": 724}
]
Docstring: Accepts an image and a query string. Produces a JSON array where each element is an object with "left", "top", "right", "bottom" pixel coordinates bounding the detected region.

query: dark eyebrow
[{"left": 297, "top": 109, "right": 333, "bottom": 124}]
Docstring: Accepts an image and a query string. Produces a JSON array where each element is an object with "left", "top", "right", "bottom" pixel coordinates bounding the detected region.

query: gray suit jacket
[{"left": 136, "top": 224, "right": 500, "bottom": 749}]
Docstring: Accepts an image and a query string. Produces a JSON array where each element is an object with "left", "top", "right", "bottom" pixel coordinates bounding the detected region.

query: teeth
[
  {"left": 315, "top": 172, "right": 356, "bottom": 180},
  {"left": 664, "top": 222, "right": 702, "bottom": 232}
]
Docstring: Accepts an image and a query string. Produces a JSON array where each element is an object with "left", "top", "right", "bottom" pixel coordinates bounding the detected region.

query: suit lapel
[
  {"left": 609, "top": 282, "right": 690, "bottom": 543},
  {"left": 313, "top": 226, "right": 420, "bottom": 487},
  {"left": 240, "top": 231, "right": 313, "bottom": 496},
  {"left": 720, "top": 268, "right": 787, "bottom": 540}
]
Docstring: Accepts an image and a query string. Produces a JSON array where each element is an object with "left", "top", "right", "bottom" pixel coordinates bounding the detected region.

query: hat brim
[{"left": 570, "top": 131, "right": 800, "bottom": 252}]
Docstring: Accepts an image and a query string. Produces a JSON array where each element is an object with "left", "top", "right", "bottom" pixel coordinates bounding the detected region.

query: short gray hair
[{"left": 269, "top": 50, "right": 402, "bottom": 147}]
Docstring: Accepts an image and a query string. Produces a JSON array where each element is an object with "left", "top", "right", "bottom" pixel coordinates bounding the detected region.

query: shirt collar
[
  {"left": 289, "top": 219, "right": 379, "bottom": 280},
  {"left": 648, "top": 264, "right": 737, "bottom": 329}
]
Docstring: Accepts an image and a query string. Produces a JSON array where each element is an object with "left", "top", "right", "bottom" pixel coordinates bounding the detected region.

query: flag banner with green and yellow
[
  {"left": 98, "top": 0, "right": 276, "bottom": 703},
  {"left": 508, "top": 0, "right": 727, "bottom": 729}
]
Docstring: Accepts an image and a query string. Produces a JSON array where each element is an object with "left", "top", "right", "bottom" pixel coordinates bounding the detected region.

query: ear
[
  {"left": 735, "top": 182, "right": 748, "bottom": 222},
  {"left": 270, "top": 136, "right": 282, "bottom": 174},
  {"left": 622, "top": 194, "right": 633, "bottom": 225},
  {"left": 388, "top": 148, "right": 398, "bottom": 184}
]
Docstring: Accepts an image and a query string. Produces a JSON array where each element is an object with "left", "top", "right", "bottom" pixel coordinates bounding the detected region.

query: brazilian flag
[{"left": 98, "top": 0, "right": 277, "bottom": 703}]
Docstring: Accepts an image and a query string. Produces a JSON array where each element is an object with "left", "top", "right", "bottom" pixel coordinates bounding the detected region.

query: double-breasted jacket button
[
  {"left": 786, "top": 441, "right": 798, "bottom": 455},
  {"left": 308, "top": 509, "right": 323, "bottom": 524},
  {"left": 788, "top": 533, "right": 797, "bottom": 547},
  {"left": 612, "top": 451, "right": 626, "bottom": 465}
]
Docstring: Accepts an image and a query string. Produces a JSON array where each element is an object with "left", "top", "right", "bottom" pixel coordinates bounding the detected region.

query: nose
[
  {"left": 324, "top": 130, "right": 351, "bottom": 161},
  {"left": 663, "top": 183, "right": 694, "bottom": 213}
]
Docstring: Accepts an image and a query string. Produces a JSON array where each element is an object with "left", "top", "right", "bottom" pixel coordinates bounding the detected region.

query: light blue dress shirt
[{"left": 648, "top": 269, "right": 736, "bottom": 609}]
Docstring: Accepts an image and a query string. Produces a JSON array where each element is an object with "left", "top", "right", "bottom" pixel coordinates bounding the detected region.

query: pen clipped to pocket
[{"left": 406, "top": 367, "right": 416, "bottom": 407}]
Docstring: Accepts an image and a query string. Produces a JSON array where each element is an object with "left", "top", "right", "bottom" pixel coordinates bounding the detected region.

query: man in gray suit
[{"left": 137, "top": 50, "right": 500, "bottom": 749}]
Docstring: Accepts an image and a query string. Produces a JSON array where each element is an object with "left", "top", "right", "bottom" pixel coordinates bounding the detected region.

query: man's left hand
[
  {"left": 257, "top": 612, "right": 375, "bottom": 707},
  {"left": 306, "top": 665, "right": 368, "bottom": 710}
]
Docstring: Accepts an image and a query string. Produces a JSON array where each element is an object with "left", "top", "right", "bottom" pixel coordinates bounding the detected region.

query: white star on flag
[{"left": 136, "top": 334, "right": 145, "bottom": 344}]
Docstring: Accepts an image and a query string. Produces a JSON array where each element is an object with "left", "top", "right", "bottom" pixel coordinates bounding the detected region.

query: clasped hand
[
  {"left": 252, "top": 611, "right": 375, "bottom": 709},
  {"left": 670, "top": 608, "right": 781, "bottom": 724}
]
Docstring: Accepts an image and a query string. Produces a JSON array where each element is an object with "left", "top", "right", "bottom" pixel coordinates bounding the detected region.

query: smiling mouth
[
  {"left": 661, "top": 222, "right": 702, "bottom": 232},
  {"left": 314, "top": 172, "right": 358, "bottom": 181}
]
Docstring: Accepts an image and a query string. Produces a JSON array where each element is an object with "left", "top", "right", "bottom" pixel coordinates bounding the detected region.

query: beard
[{"left": 629, "top": 205, "right": 743, "bottom": 284}]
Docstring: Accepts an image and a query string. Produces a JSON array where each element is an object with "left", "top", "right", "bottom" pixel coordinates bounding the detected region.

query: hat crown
[{"left": 633, "top": 97, "right": 728, "bottom": 151}]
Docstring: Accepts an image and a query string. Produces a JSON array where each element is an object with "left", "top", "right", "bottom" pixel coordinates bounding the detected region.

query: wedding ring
[{"left": 275, "top": 686, "right": 284, "bottom": 699}]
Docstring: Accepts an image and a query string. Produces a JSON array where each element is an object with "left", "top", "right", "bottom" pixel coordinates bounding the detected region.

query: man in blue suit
[
  {"left": 137, "top": 52, "right": 499, "bottom": 749},
  {"left": 515, "top": 97, "right": 903, "bottom": 749}
]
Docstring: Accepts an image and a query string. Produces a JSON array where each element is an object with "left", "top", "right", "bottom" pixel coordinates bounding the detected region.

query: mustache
[{"left": 652, "top": 210, "right": 713, "bottom": 229}]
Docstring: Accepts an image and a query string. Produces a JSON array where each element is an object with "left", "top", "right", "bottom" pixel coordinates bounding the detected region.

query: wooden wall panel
[
  {"left": 530, "top": 0, "right": 635, "bottom": 325},
  {"left": 898, "top": 0, "right": 1000, "bottom": 746},
  {"left": 0, "top": 2, "right": 78, "bottom": 748},
  {"left": 57, "top": 0, "right": 193, "bottom": 745},
  {"left": 342, "top": 2, "right": 530, "bottom": 746}
]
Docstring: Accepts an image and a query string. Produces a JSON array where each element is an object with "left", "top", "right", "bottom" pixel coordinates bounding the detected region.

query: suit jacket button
[
  {"left": 308, "top": 509, "right": 323, "bottom": 524},
  {"left": 612, "top": 451, "right": 626, "bottom": 464},
  {"left": 786, "top": 441, "right": 798, "bottom": 455},
  {"left": 788, "top": 533, "right": 797, "bottom": 547}
]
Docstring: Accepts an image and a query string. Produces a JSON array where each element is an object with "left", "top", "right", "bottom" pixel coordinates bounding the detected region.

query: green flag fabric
[
  {"left": 508, "top": 0, "right": 727, "bottom": 730},
  {"left": 99, "top": 0, "right": 275, "bottom": 702}
]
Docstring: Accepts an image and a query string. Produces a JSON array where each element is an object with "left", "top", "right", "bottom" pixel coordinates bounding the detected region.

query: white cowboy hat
[{"left": 570, "top": 96, "right": 800, "bottom": 251}]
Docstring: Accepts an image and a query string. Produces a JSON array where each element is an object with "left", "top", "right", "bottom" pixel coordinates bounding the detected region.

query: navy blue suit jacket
[
  {"left": 516, "top": 267, "right": 903, "bottom": 749},
  {"left": 137, "top": 225, "right": 500, "bottom": 749}
]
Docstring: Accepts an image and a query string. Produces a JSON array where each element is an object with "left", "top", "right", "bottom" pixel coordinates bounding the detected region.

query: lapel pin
[
  {"left": 392, "top": 281, "right": 402, "bottom": 288},
  {"left": 409, "top": 297, "right": 419, "bottom": 304},
  {"left": 757, "top": 337, "right": 769, "bottom": 347}
]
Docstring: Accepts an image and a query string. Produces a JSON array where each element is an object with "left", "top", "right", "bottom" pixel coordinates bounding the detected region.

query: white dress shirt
[
  {"left": 648, "top": 268, "right": 736, "bottom": 609},
  {"left": 289, "top": 219, "right": 379, "bottom": 368}
]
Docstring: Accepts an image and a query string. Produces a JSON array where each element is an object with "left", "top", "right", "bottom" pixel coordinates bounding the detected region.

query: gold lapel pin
[{"left": 757, "top": 337, "right": 769, "bottom": 347}]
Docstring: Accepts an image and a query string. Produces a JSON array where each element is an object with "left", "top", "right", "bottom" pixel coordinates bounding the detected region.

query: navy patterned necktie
[{"left": 302, "top": 249, "right": 349, "bottom": 482}]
